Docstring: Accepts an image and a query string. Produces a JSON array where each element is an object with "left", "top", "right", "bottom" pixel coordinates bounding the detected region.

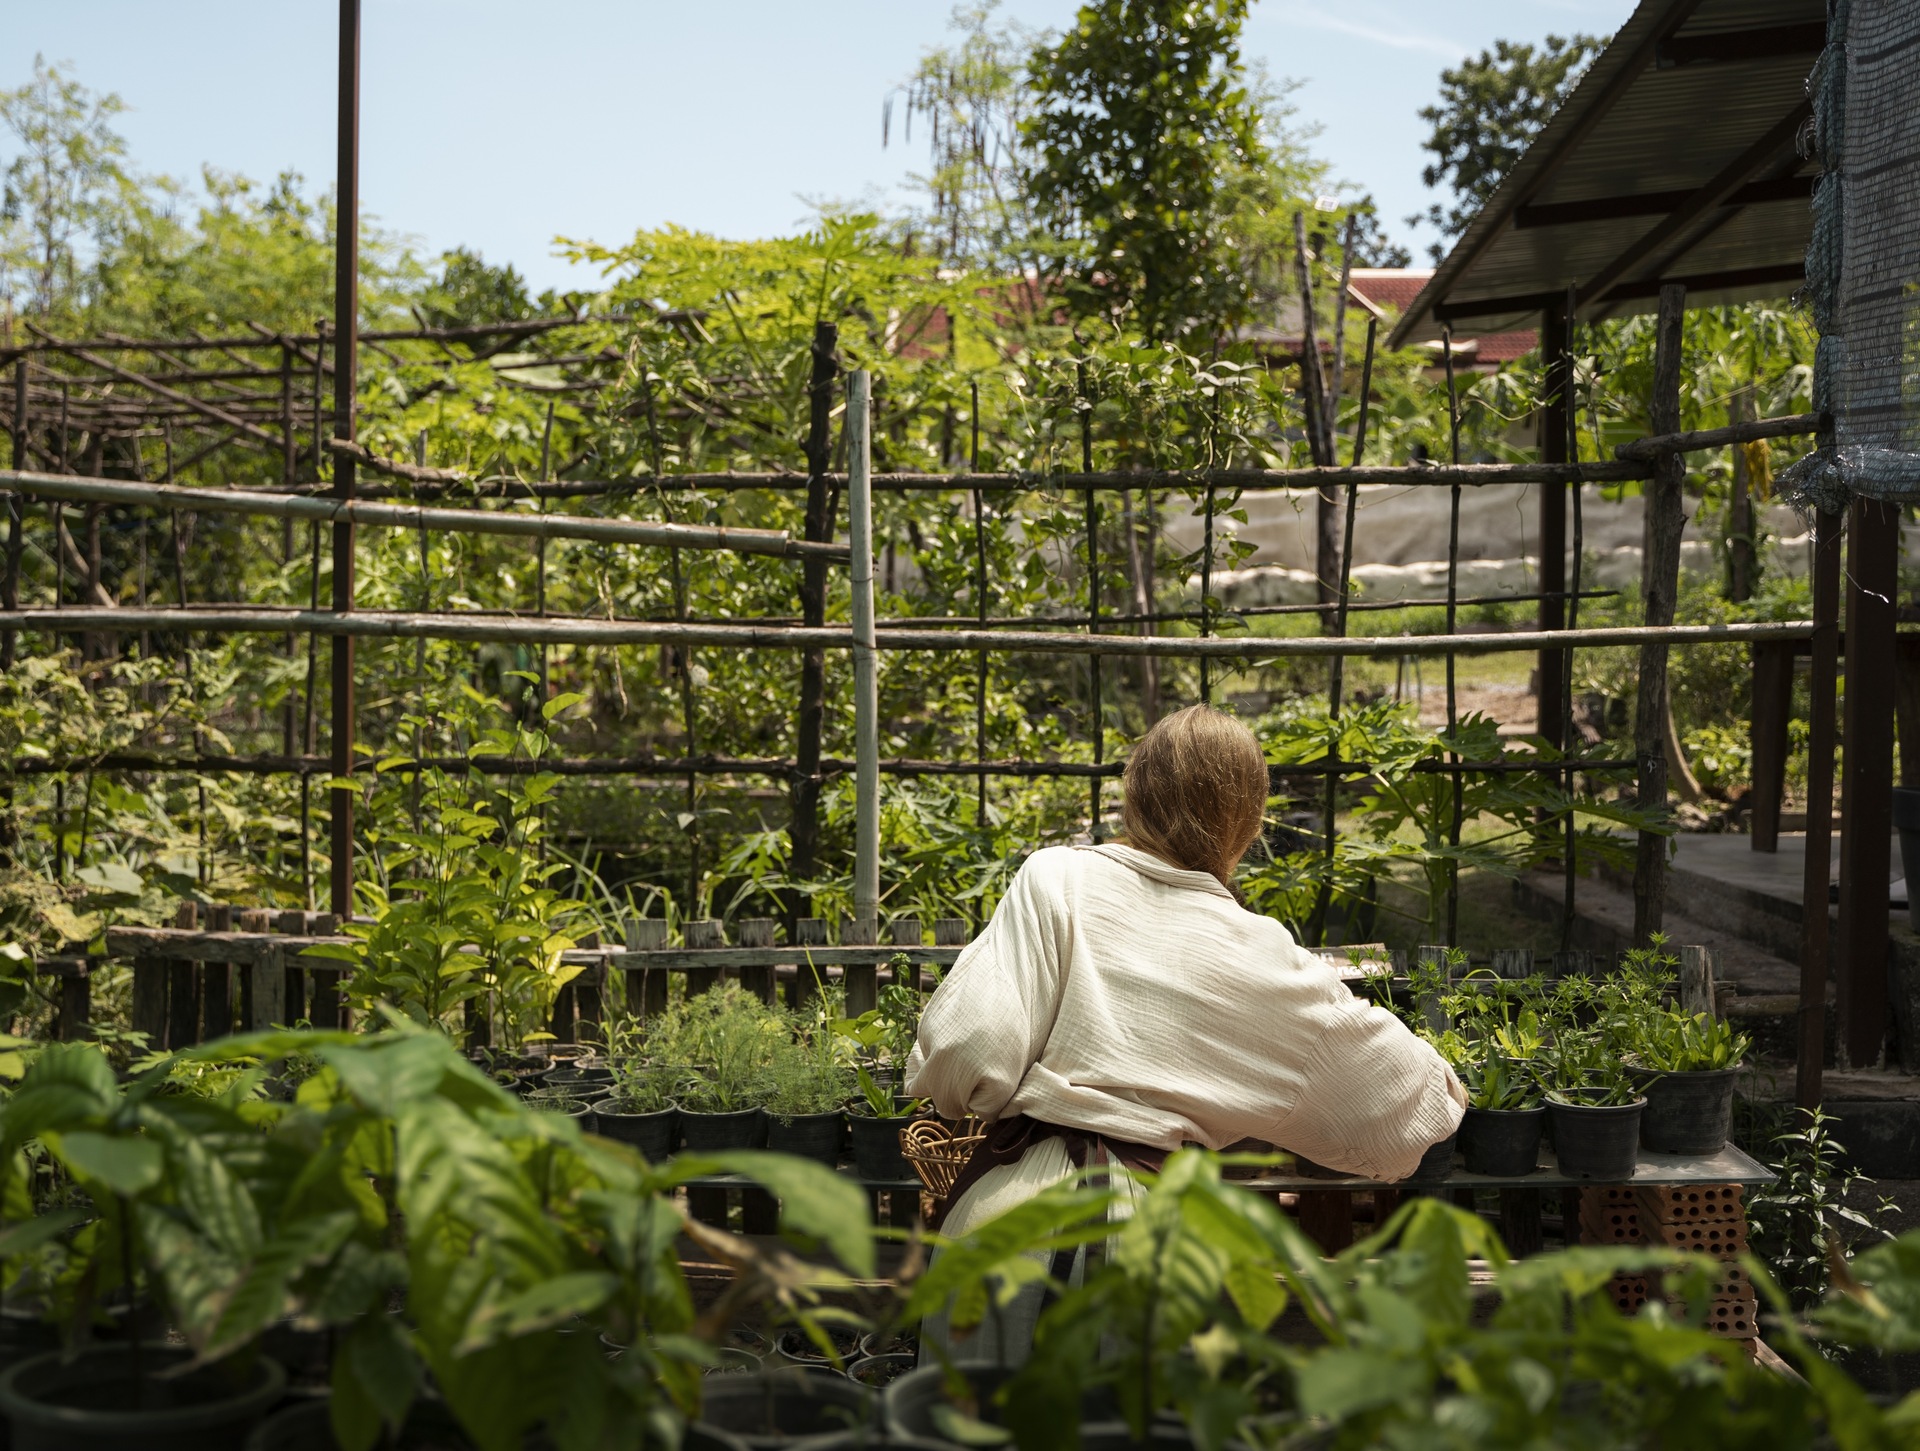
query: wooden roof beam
[
  {"left": 1515, "top": 173, "right": 1813, "bottom": 229},
  {"left": 1573, "top": 100, "right": 1811, "bottom": 314},
  {"left": 1656, "top": 21, "right": 1826, "bottom": 67}
]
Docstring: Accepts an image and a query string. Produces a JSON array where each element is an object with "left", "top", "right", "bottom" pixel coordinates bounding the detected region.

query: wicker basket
[{"left": 900, "top": 1118, "right": 985, "bottom": 1209}]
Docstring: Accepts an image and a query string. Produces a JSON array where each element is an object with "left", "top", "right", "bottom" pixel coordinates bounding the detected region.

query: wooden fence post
[
  {"left": 1631, "top": 284, "right": 1687, "bottom": 943},
  {"left": 169, "top": 901, "right": 200, "bottom": 1050},
  {"left": 1491, "top": 948, "right": 1534, "bottom": 981},
  {"left": 843, "top": 915, "right": 878, "bottom": 1018},
  {"left": 1678, "top": 945, "right": 1717, "bottom": 1020},
  {"left": 274, "top": 909, "right": 308, "bottom": 1027},
  {"left": 684, "top": 920, "right": 723, "bottom": 996},
  {"left": 737, "top": 920, "right": 777, "bottom": 1006},
  {"left": 47, "top": 957, "right": 89, "bottom": 1042},
  {"left": 789, "top": 918, "right": 828, "bottom": 1010},
  {"left": 888, "top": 918, "right": 923, "bottom": 993},
  {"left": 573, "top": 930, "right": 603, "bottom": 1045},
  {"left": 931, "top": 920, "right": 968, "bottom": 992},
  {"left": 624, "top": 918, "right": 667, "bottom": 1020}
]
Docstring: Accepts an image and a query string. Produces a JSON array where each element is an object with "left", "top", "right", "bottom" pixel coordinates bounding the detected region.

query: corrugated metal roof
[{"left": 1388, "top": 0, "right": 1823, "bottom": 346}]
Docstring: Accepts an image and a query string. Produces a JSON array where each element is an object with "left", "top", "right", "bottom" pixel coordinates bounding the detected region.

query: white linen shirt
[{"left": 905, "top": 842, "right": 1464, "bottom": 1183}]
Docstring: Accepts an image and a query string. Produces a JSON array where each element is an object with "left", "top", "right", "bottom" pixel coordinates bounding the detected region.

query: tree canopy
[{"left": 1408, "top": 33, "right": 1609, "bottom": 261}]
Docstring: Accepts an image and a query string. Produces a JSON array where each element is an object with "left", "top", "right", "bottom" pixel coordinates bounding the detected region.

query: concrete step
[{"left": 1738, "top": 1063, "right": 1920, "bottom": 1180}]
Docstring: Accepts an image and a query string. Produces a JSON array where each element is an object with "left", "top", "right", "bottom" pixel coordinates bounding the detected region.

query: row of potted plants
[
  {"left": 0, "top": 1024, "right": 1905, "bottom": 1448},
  {"left": 1376, "top": 943, "right": 1750, "bottom": 1181},
  {"left": 480, "top": 978, "right": 931, "bottom": 1182}
]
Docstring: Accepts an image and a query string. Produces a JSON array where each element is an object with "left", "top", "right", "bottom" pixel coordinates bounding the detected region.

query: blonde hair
[{"left": 1120, "top": 706, "right": 1268, "bottom": 888}]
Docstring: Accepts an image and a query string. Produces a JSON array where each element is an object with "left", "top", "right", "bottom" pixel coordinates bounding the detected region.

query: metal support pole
[
  {"left": 1539, "top": 308, "right": 1571, "bottom": 755},
  {"left": 1562, "top": 291, "right": 1585, "bottom": 948},
  {"left": 848, "top": 372, "right": 879, "bottom": 941},
  {"left": 1797, "top": 505, "right": 1842, "bottom": 1106},
  {"left": 1442, "top": 328, "right": 1464, "bottom": 945},
  {"left": 1080, "top": 363, "right": 1101, "bottom": 839},
  {"left": 971, "top": 381, "right": 988, "bottom": 828},
  {"left": 328, "top": 0, "right": 361, "bottom": 919}
]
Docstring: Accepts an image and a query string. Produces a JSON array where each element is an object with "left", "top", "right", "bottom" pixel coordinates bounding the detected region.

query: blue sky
[{"left": 2, "top": 0, "right": 1632, "bottom": 292}]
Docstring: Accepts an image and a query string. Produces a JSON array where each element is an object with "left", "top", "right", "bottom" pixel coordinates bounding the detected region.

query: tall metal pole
[
  {"left": 848, "top": 372, "right": 879, "bottom": 941},
  {"left": 329, "top": 0, "right": 360, "bottom": 918}
]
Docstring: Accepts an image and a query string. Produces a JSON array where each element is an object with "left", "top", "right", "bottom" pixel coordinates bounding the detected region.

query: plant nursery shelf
[{"left": 1235, "top": 1143, "right": 1774, "bottom": 1194}]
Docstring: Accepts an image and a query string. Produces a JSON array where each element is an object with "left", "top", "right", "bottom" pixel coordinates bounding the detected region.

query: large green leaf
[
  {"left": 54, "top": 1130, "right": 163, "bottom": 1195},
  {"left": 675, "top": 1149, "right": 875, "bottom": 1278}
]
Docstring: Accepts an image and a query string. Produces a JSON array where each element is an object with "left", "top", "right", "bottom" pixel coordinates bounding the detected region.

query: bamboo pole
[
  {"left": 1442, "top": 328, "right": 1464, "bottom": 946},
  {"left": 0, "top": 606, "right": 1816, "bottom": 658},
  {"left": 331, "top": 0, "right": 361, "bottom": 922},
  {"left": 0, "top": 472, "right": 846, "bottom": 562},
  {"left": 5, "top": 751, "right": 1640, "bottom": 781},
  {"left": 1615, "top": 412, "right": 1819, "bottom": 459},
  {"left": 848, "top": 371, "right": 879, "bottom": 941},
  {"left": 289, "top": 460, "right": 1659, "bottom": 501}
]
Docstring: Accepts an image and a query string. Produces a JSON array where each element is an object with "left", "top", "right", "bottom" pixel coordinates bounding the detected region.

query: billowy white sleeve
[
  {"left": 903, "top": 851, "right": 1070, "bottom": 1122},
  {"left": 1263, "top": 948, "right": 1465, "bottom": 1182}
]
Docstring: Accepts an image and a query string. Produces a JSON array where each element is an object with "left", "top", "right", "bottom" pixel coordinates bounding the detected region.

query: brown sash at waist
[{"left": 931, "top": 1114, "right": 1170, "bottom": 1232}]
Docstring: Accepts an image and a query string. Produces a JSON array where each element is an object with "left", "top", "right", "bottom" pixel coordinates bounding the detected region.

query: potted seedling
[
  {"left": 1456, "top": 1043, "right": 1546, "bottom": 1177},
  {"left": 590, "top": 1017, "right": 682, "bottom": 1161},
  {"left": 847, "top": 1068, "right": 926, "bottom": 1183},
  {"left": 675, "top": 986, "right": 777, "bottom": 1152},
  {"left": 1541, "top": 1034, "right": 1646, "bottom": 1181},
  {"left": 1624, "top": 1009, "right": 1750, "bottom": 1155},
  {"left": 764, "top": 1022, "right": 853, "bottom": 1169}
]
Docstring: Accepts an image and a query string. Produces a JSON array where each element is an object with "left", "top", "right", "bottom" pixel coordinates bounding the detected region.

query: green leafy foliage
[{"left": 1409, "top": 33, "right": 1610, "bottom": 256}]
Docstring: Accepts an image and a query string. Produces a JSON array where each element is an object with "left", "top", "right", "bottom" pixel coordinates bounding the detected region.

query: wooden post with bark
[
  {"left": 789, "top": 322, "right": 838, "bottom": 929},
  {"left": 1631, "top": 285, "right": 1687, "bottom": 944}
]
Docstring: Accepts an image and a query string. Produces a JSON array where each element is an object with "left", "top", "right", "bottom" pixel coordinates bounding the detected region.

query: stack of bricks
[
  {"left": 1635, "top": 1184, "right": 1757, "bottom": 1340},
  {"left": 1578, "top": 1186, "right": 1651, "bottom": 1313},
  {"left": 1579, "top": 1184, "right": 1756, "bottom": 1338}
]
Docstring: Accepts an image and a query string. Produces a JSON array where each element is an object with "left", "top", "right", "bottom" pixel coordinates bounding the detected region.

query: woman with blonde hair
[{"left": 907, "top": 705, "right": 1463, "bottom": 1364}]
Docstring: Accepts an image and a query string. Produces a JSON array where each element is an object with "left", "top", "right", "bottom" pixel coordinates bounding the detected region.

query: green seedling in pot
[
  {"left": 1633, "top": 1010, "right": 1750, "bottom": 1074},
  {"left": 1460, "top": 1044, "right": 1542, "bottom": 1112},
  {"left": 854, "top": 1066, "right": 925, "bottom": 1119}
]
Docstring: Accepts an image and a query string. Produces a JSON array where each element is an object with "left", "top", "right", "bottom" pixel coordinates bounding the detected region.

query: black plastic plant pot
[
  {"left": 0, "top": 1345, "right": 285, "bottom": 1451},
  {"left": 886, "top": 1365, "right": 1124, "bottom": 1442},
  {"left": 767, "top": 1110, "right": 846, "bottom": 1168},
  {"left": 526, "top": 1094, "right": 592, "bottom": 1120},
  {"left": 680, "top": 1107, "right": 769, "bottom": 1153},
  {"left": 1407, "top": 1132, "right": 1457, "bottom": 1181},
  {"left": 1627, "top": 1066, "right": 1739, "bottom": 1155},
  {"left": 1895, "top": 787, "right": 1920, "bottom": 933},
  {"left": 696, "top": 1369, "right": 873, "bottom": 1449},
  {"left": 848, "top": 1113, "right": 910, "bottom": 1182},
  {"left": 847, "top": 1354, "right": 916, "bottom": 1391},
  {"left": 774, "top": 1327, "right": 862, "bottom": 1371},
  {"left": 1459, "top": 1106, "right": 1546, "bottom": 1177},
  {"left": 590, "top": 1100, "right": 677, "bottom": 1160},
  {"left": 243, "top": 1397, "right": 477, "bottom": 1451},
  {"left": 707, "top": 1348, "right": 763, "bottom": 1377},
  {"left": 858, "top": 1330, "right": 917, "bottom": 1360},
  {"left": 1547, "top": 1096, "right": 1647, "bottom": 1180},
  {"left": 885, "top": 1365, "right": 1007, "bottom": 1441}
]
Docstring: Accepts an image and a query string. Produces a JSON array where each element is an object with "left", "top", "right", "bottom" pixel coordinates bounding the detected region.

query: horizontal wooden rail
[
  {"left": 0, "top": 471, "right": 847, "bottom": 563},
  {"left": 1615, "top": 412, "right": 1820, "bottom": 460},
  {"left": 0, "top": 608, "right": 1819, "bottom": 658},
  {"left": 295, "top": 458, "right": 1658, "bottom": 500},
  {"left": 4, "top": 751, "right": 1639, "bottom": 780}
]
